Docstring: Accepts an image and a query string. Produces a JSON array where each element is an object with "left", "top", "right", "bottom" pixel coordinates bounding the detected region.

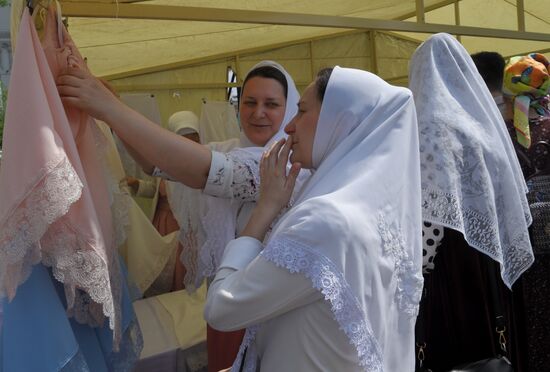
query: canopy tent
[{"left": 12, "top": 0, "right": 550, "bottom": 123}]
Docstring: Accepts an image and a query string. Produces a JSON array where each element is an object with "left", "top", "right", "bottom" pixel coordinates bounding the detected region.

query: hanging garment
[
  {"left": 94, "top": 121, "right": 179, "bottom": 296},
  {"left": 0, "top": 7, "right": 142, "bottom": 371}
]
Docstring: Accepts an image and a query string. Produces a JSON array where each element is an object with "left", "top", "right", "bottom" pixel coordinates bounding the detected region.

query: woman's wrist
[{"left": 240, "top": 203, "right": 280, "bottom": 241}]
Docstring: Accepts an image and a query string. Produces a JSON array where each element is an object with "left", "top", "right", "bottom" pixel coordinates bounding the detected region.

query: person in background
[
  {"left": 471, "top": 51, "right": 508, "bottom": 117},
  {"left": 410, "top": 33, "right": 533, "bottom": 371},
  {"left": 126, "top": 111, "right": 201, "bottom": 296},
  {"left": 503, "top": 53, "right": 550, "bottom": 179}
]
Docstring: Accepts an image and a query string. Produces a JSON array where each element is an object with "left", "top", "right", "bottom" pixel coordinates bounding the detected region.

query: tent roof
[{"left": 18, "top": 0, "right": 550, "bottom": 79}]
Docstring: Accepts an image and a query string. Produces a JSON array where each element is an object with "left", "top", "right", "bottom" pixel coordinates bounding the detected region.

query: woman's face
[
  {"left": 284, "top": 82, "right": 321, "bottom": 169},
  {"left": 239, "top": 76, "right": 286, "bottom": 146}
]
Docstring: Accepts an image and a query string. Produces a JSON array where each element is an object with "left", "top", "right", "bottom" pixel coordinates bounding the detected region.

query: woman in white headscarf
[
  {"left": 58, "top": 60, "right": 301, "bottom": 372},
  {"left": 409, "top": 33, "right": 534, "bottom": 370},
  {"left": 205, "top": 66, "right": 424, "bottom": 372}
]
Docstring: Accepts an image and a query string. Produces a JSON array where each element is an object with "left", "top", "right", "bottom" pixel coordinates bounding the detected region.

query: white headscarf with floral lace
[
  {"left": 409, "top": 33, "right": 534, "bottom": 288},
  {"left": 234, "top": 66, "right": 424, "bottom": 372}
]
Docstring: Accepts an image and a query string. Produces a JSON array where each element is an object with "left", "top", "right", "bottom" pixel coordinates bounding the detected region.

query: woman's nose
[
  {"left": 253, "top": 105, "right": 265, "bottom": 118},
  {"left": 285, "top": 119, "right": 296, "bottom": 134}
]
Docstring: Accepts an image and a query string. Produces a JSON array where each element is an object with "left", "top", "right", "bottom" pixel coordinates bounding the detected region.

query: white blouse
[
  {"left": 153, "top": 150, "right": 260, "bottom": 235},
  {"left": 204, "top": 237, "right": 361, "bottom": 372},
  {"left": 204, "top": 151, "right": 261, "bottom": 240}
]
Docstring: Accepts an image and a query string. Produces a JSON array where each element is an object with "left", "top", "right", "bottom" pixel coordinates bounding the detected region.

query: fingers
[
  {"left": 279, "top": 135, "right": 293, "bottom": 172},
  {"left": 262, "top": 138, "right": 285, "bottom": 176},
  {"left": 56, "top": 74, "right": 83, "bottom": 89},
  {"left": 285, "top": 162, "right": 302, "bottom": 191},
  {"left": 58, "top": 66, "right": 88, "bottom": 80},
  {"left": 57, "top": 85, "right": 81, "bottom": 98},
  {"left": 268, "top": 138, "right": 286, "bottom": 171}
]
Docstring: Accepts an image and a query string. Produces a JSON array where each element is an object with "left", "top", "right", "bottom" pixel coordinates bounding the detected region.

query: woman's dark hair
[
  {"left": 315, "top": 67, "right": 334, "bottom": 102},
  {"left": 242, "top": 66, "right": 288, "bottom": 99}
]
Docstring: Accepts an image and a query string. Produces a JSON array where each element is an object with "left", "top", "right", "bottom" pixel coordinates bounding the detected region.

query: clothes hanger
[
  {"left": 27, "top": 0, "right": 49, "bottom": 15},
  {"left": 28, "top": 0, "right": 65, "bottom": 47}
]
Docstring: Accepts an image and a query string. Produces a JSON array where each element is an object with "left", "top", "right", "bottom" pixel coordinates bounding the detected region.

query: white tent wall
[{"left": 109, "top": 31, "right": 420, "bottom": 124}]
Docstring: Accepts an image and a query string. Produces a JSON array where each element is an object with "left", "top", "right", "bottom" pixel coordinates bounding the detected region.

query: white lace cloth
[{"left": 409, "top": 33, "right": 534, "bottom": 288}]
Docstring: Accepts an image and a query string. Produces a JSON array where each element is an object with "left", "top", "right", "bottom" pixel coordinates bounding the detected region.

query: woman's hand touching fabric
[{"left": 57, "top": 67, "right": 122, "bottom": 122}]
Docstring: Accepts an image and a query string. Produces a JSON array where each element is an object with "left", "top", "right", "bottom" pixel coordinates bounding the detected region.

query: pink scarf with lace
[{"left": 0, "top": 7, "right": 122, "bottom": 347}]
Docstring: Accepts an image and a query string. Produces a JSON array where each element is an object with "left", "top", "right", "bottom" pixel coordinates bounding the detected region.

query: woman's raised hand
[
  {"left": 57, "top": 67, "right": 122, "bottom": 122},
  {"left": 258, "top": 136, "right": 301, "bottom": 214},
  {"left": 240, "top": 137, "right": 301, "bottom": 241}
]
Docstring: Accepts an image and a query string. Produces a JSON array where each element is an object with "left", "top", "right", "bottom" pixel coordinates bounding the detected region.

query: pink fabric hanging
[{"left": 0, "top": 7, "right": 122, "bottom": 347}]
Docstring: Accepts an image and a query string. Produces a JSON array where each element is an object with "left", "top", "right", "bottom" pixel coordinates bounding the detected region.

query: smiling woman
[{"left": 239, "top": 68, "right": 288, "bottom": 147}]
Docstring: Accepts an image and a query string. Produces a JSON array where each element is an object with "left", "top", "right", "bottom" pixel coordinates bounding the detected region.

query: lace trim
[
  {"left": 231, "top": 326, "right": 259, "bottom": 372},
  {"left": 377, "top": 213, "right": 423, "bottom": 318},
  {"left": 41, "top": 219, "right": 122, "bottom": 347},
  {"left": 259, "top": 236, "right": 383, "bottom": 371},
  {"left": 227, "top": 152, "right": 260, "bottom": 202},
  {"left": 0, "top": 156, "right": 82, "bottom": 299},
  {"left": 198, "top": 195, "right": 234, "bottom": 279},
  {"left": 422, "top": 187, "right": 534, "bottom": 287},
  {"left": 180, "top": 221, "right": 201, "bottom": 291}
]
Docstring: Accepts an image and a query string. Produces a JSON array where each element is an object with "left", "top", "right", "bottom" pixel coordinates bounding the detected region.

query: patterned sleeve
[{"left": 203, "top": 150, "right": 260, "bottom": 202}]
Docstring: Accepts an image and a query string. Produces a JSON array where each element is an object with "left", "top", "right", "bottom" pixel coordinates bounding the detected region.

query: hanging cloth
[{"left": 0, "top": 6, "right": 123, "bottom": 346}]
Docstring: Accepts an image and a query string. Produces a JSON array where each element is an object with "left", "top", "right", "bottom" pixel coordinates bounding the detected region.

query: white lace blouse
[
  {"left": 204, "top": 236, "right": 361, "bottom": 372},
  {"left": 153, "top": 150, "right": 259, "bottom": 234}
]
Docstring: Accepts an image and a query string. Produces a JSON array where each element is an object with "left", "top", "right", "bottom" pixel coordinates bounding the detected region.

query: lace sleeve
[
  {"left": 228, "top": 152, "right": 260, "bottom": 202},
  {"left": 203, "top": 151, "right": 260, "bottom": 201}
]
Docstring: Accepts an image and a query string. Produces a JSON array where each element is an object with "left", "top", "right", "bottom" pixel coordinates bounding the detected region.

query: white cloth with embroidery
[
  {"left": 206, "top": 67, "right": 424, "bottom": 372},
  {"left": 409, "top": 33, "right": 534, "bottom": 288}
]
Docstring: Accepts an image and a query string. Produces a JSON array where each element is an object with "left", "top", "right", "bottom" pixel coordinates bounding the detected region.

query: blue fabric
[{"left": 1, "top": 262, "right": 142, "bottom": 372}]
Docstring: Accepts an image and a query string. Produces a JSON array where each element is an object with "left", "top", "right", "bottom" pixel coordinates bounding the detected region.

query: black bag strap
[
  {"left": 415, "top": 287, "right": 428, "bottom": 369},
  {"left": 486, "top": 262, "right": 508, "bottom": 354}
]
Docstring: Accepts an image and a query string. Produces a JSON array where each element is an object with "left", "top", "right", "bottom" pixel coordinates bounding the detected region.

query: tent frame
[{"left": 58, "top": 0, "right": 550, "bottom": 85}]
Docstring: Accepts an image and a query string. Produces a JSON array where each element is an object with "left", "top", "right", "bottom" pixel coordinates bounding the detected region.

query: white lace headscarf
[
  {"left": 235, "top": 67, "right": 424, "bottom": 372},
  {"left": 196, "top": 61, "right": 301, "bottom": 286},
  {"left": 409, "top": 33, "right": 534, "bottom": 288}
]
